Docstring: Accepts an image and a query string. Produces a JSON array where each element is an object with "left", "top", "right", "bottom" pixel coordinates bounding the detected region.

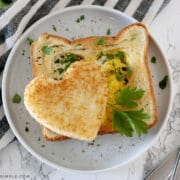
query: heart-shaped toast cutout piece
[{"left": 24, "top": 61, "right": 108, "bottom": 141}]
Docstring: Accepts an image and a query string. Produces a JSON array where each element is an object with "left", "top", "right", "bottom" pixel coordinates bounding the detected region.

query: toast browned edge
[{"left": 30, "top": 23, "right": 158, "bottom": 141}]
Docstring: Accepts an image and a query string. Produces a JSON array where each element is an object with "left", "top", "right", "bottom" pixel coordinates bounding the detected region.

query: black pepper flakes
[
  {"left": 88, "top": 140, "right": 95, "bottom": 146},
  {"left": 25, "top": 127, "right": 29, "bottom": 132}
]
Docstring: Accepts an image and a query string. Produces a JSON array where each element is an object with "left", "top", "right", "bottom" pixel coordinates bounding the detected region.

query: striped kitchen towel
[{"left": 0, "top": 0, "right": 172, "bottom": 150}]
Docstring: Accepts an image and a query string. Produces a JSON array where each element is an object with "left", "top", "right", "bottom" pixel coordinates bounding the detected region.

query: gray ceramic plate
[{"left": 2, "top": 6, "right": 173, "bottom": 172}]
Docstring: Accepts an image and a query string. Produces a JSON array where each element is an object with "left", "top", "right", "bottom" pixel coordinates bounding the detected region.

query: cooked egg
[{"left": 94, "top": 49, "right": 130, "bottom": 126}]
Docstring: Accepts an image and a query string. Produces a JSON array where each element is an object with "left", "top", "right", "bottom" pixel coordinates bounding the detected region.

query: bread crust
[{"left": 29, "top": 23, "right": 158, "bottom": 141}]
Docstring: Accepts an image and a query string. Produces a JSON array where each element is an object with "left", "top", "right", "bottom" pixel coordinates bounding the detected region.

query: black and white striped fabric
[{"left": 0, "top": 0, "right": 171, "bottom": 150}]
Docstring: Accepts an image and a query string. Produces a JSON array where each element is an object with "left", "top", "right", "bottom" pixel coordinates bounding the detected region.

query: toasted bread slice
[
  {"left": 30, "top": 23, "right": 157, "bottom": 141},
  {"left": 24, "top": 61, "right": 108, "bottom": 141}
]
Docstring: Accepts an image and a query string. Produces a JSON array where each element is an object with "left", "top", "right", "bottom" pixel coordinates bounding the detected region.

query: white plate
[{"left": 2, "top": 6, "right": 173, "bottom": 172}]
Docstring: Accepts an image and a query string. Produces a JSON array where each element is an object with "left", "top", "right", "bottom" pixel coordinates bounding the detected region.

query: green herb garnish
[
  {"left": 127, "top": 66, "right": 133, "bottom": 77},
  {"left": 106, "top": 28, "right": 111, "bottom": 35},
  {"left": 76, "top": 15, "right": 85, "bottom": 23},
  {"left": 27, "top": 37, "right": 34, "bottom": 46},
  {"left": 108, "top": 86, "right": 149, "bottom": 137},
  {"left": 116, "top": 51, "right": 124, "bottom": 59},
  {"left": 95, "top": 37, "right": 104, "bottom": 45},
  {"left": 41, "top": 46, "right": 52, "bottom": 55},
  {"left": 159, "top": 75, "right": 168, "bottom": 89},
  {"left": 97, "top": 51, "right": 104, "bottom": 59},
  {"left": 116, "top": 73, "right": 123, "bottom": 81},
  {"left": 52, "top": 24, "right": 57, "bottom": 32},
  {"left": 130, "top": 37, "right": 136, "bottom": 41},
  {"left": 112, "top": 109, "right": 149, "bottom": 137},
  {"left": 116, "top": 87, "right": 144, "bottom": 108},
  {"left": 56, "top": 54, "right": 81, "bottom": 75},
  {"left": 151, "top": 56, "right": 156, "bottom": 63},
  {"left": 106, "top": 54, "right": 114, "bottom": 60},
  {"left": 60, "top": 54, "right": 81, "bottom": 65},
  {"left": 12, "top": 93, "right": 21, "bottom": 103},
  {"left": 57, "top": 68, "right": 64, "bottom": 74}
]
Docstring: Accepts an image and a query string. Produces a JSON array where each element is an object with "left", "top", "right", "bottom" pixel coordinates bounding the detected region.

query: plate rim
[{"left": 2, "top": 5, "right": 173, "bottom": 173}]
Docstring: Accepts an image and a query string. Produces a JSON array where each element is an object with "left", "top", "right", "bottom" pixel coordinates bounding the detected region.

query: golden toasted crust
[
  {"left": 30, "top": 23, "right": 158, "bottom": 141},
  {"left": 24, "top": 61, "right": 108, "bottom": 141}
]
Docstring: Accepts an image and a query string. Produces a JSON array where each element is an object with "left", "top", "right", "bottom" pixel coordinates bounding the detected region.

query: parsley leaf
[
  {"left": 126, "top": 110, "right": 149, "bottom": 136},
  {"left": 76, "top": 15, "right": 85, "bottom": 23},
  {"left": 106, "top": 54, "right": 114, "bottom": 60},
  {"left": 41, "top": 46, "right": 52, "bottom": 55},
  {"left": 130, "top": 37, "right": 136, "bottom": 41},
  {"left": 12, "top": 93, "right": 21, "bottom": 103},
  {"left": 27, "top": 37, "right": 34, "bottom": 46},
  {"left": 106, "top": 28, "right": 111, "bottom": 35},
  {"left": 97, "top": 51, "right": 104, "bottom": 59},
  {"left": 112, "top": 110, "right": 134, "bottom": 137},
  {"left": 159, "top": 75, "right": 168, "bottom": 89},
  {"left": 116, "top": 87, "right": 144, "bottom": 108},
  {"left": 57, "top": 68, "right": 64, "bottom": 74},
  {"left": 112, "top": 109, "right": 149, "bottom": 137},
  {"left": 116, "top": 73, "right": 123, "bottom": 81},
  {"left": 60, "top": 54, "right": 77, "bottom": 64},
  {"left": 116, "top": 51, "right": 124, "bottom": 59},
  {"left": 109, "top": 87, "right": 150, "bottom": 137},
  {"left": 52, "top": 24, "right": 57, "bottom": 32},
  {"left": 151, "top": 56, "right": 156, "bottom": 63},
  {"left": 95, "top": 37, "right": 104, "bottom": 45},
  {"left": 127, "top": 66, "right": 133, "bottom": 77}
]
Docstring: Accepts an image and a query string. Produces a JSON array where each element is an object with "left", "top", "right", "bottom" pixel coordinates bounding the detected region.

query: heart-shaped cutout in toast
[{"left": 24, "top": 61, "right": 108, "bottom": 141}]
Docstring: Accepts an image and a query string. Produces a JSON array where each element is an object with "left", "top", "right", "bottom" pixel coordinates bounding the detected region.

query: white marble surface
[{"left": 1, "top": 0, "right": 180, "bottom": 179}]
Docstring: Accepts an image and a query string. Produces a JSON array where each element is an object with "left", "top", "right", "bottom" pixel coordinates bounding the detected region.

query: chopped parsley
[
  {"left": 116, "top": 87, "right": 145, "bottom": 108},
  {"left": 75, "top": 15, "right": 85, "bottom": 23},
  {"left": 52, "top": 24, "right": 57, "bottom": 32},
  {"left": 12, "top": 93, "right": 21, "bottom": 103},
  {"left": 97, "top": 51, "right": 104, "bottom": 59},
  {"left": 127, "top": 66, "right": 133, "bottom": 77},
  {"left": 60, "top": 54, "right": 78, "bottom": 64},
  {"left": 56, "top": 54, "right": 82, "bottom": 75},
  {"left": 116, "top": 73, "right": 123, "bottom": 81},
  {"left": 27, "top": 37, "right": 34, "bottom": 46},
  {"left": 57, "top": 68, "right": 64, "bottom": 74},
  {"left": 130, "top": 37, "right": 136, "bottom": 41},
  {"left": 106, "top": 28, "right": 111, "bottom": 35},
  {"left": 159, "top": 75, "right": 168, "bottom": 89},
  {"left": 95, "top": 37, "right": 104, "bottom": 45},
  {"left": 116, "top": 51, "right": 124, "bottom": 59},
  {"left": 151, "top": 56, "right": 156, "bottom": 63},
  {"left": 41, "top": 46, "right": 52, "bottom": 55},
  {"left": 106, "top": 54, "right": 114, "bottom": 60}
]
